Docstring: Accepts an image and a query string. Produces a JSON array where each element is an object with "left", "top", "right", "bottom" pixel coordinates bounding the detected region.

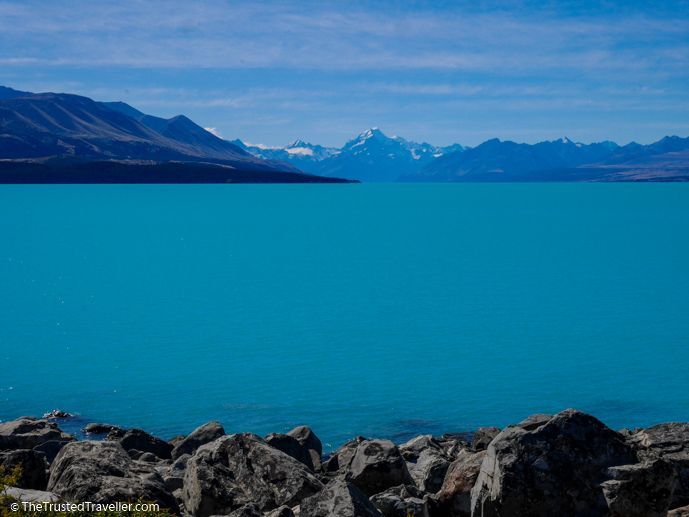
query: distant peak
[
  {"left": 287, "top": 139, "right": 308, "bottom": 148},
  {"left": 559, "top": 136, "right": 573, "bottom": 144}
]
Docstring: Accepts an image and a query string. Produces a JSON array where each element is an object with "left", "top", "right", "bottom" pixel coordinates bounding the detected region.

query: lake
[{"left": 1, "top": 183, "right": 688, "bottom": 450}]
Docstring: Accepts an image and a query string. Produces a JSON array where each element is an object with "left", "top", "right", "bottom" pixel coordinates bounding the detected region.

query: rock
[
  {"left": 322, "top": 436, "right": 367, "bottom": 474},
  {"left": 156, "top": 453, "right": 190, "bottom": 492},
  {"left": 138, "top": 452, "right": 161, "bottom": 463},
  {"left": 33, "top": 440, "right": 72, "bottom": 465},
  {"left": 618, "top": 428, "right": 633, "bottom": 438},
  {"left": 436, "top": 449, "right": 487, "bottom": 517},
  {"left": 42, "top": 410, "right": 74, "bottom": 419},
  {"left": 514, "top": 413, "right": 554, "bottom": 431},
  {"left": 299, "top": 479, "right": 382, "bottom": 517},
  {"left": 629, "top": 422, "right": 689, "bottom": 509},
  {"left": 470, "top": 409, "right": 637, "bottom": 517},
  {"left": 0, "top": 449, "right": 49, "bottom": 490},
  {"left": 0, "top": 417, "right": 76, "bottom": 451},
  {"left": 172, "top": 421, "right": 225, "bottom": 461},
  {"left": 127, "top": 449, "right": 145, "bottom": 460},
  {"left": 471, "top": 427, "right": 501, "bottom": 451},
  {"left": 265, "top": 506, "right": 295, "bottom": 517},
  {"left": 182, "top": 433, "right": 323, "bottom": 517},
  {"left": 369, "top": 485, "right": 429, "bottom": 517},
  {"left": 669, "top": 505, "right": 689, "bottom": 517},
  {"left": 107, "top": 428, "right": 173, "bottom": 460},
  {"left": 5, "top": 487, "right": 61, "bottom": 503},
  {"left": 340, "top": 439, "right": 413, "bottom": 497},
  {"left": 287, "top": 426, "right": 323, "bottom": 471},
  {"left": 265, "top": 433, "right": 315, "bottom": 471},
  {"left": 227, "top": 503, "right": 264, "bottom": 517},
  {"left": 47, "top": 440, "right": 178, "bottom": 512},
  {"left": 168, "top": 435, "right": 187, "bottom": 448},
  {"left": 82, "top": 423, "right": 121, "bottom": 435},
  {"left": 600, "top": 458, "right": 677, "bottom": 517},
  {"left": 399, "top": 435, "right": 453, "bottom": 493}
]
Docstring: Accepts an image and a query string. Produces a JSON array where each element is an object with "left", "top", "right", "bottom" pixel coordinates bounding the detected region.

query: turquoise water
[{"left": 1, "top": 184, "right": 688, "bottom": 450}]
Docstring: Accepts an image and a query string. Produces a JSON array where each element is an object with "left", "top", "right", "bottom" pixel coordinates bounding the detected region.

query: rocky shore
[{"left": 1, "top": 409, "right": 688, "bottom": 517}]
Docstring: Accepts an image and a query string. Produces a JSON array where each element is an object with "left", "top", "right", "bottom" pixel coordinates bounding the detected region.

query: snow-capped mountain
[{"left": 234, "top": 127, "right": 466, "bottom": 182}]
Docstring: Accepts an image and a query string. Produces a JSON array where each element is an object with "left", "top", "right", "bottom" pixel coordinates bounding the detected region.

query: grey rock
[
  {"left": 265, "top": 506, "right": 295, "bottom": 517},
  {"left": 107, "top": 428, "right": 173, "bottom": 460},
  {"left": 287, "top": 426, "right": 323, "bottom": 471},
  {"left": 127, "top": 449, "right": 145, "bottom": 460},
  {"left": 471, "top": 427, "right": 501, "bottom": 451},
  {"left": 369, "top": 485, "right": 429, "bottom": 517},
  {"left": 33, "top": 440, "right": 72, "bottom": 465},
  {"left": 618, "top": 428, "right": 633, "bottom": 438},
  {"left": 182, "top": 433, "right": 322, "bottom": 517},
  {"left": 172, "top": 421, "right": 225, "bottom": 461},
  {"left": 5, "top": 487, "right": 61, "bottom": 503},
  {"left": 47, "top": 440, "right": 178, "bottom": 512},
  {"left": 168, "top": 435, "right": 187, "bottom": 448},
  {"left": 0, "top": 449, "right": 48, "bottom": 490},
  {"left": 299, "top": 479, "right": 382, "bottom": 517},
  {"left": 42, "top": 410, "right": 74, "bottom": 419},
  {"left": 514, "top": 413, "right": 554, "bottom": 431},
  {"left": 470, "top": 409, "right": 637, "bottom": 517},
  {"left": 340, "top": 439, "right": 413, "bottom": 498},
  {"left": 322, "top": 436, "right": 367, "bottom": 474},
  {"left": 156, "top": 453, "right": 190, "bottom": 492},
  {"left": 82, "top": 423, "right": 122, "bottom": 435},
  {"left": 265, "top": 433, "right": 314, "bottom": 471},
  {"left": 0, "top": 417, "right": 76, "bottom": 451},
  {"left": 436, "top": 449, "right": 487, "bottom": 517},
  {"left": 669, "top": 505, "right": 689, "bottom": 517},
  {"left": 138, "top": 452, "right": 161, "bottom": 463},
  {"left": 227, "top": 503, "right": 264, "bottom": 517},
  {"left": 601, "top": 458, "right": 677, "bottom": 517},
  {"left": 629, "top": 422, "right": 689, "bottom": 508},
  {"left": 399, "top": 435, "right": 452, "bottom": 493}
]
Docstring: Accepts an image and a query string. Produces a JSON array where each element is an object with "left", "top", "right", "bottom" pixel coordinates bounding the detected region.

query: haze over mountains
[{"left": 1, "top": 86, "right": 688, "bottom": 183}]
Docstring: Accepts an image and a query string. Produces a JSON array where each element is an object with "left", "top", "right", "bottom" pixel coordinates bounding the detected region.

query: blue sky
[{"left": 1, "top": 0, "right": 688, "bottom": 147}]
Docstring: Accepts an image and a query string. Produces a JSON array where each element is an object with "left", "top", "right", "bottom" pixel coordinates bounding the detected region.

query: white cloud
[{"left": 204, "top": 127, "right": 222, "bottom": 138}]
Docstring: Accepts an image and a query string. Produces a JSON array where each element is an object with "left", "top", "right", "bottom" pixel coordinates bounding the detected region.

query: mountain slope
[
  {"left": 0, "top": 93, "right": 282, "bottom": 171},
  {"left": 400, "top": 137, "right": 619, "bottom": 182}
]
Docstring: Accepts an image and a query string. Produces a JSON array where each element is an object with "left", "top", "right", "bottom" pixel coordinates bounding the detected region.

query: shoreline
[{"left": 1, "top": 408, "right": 688, "bottom": 517}]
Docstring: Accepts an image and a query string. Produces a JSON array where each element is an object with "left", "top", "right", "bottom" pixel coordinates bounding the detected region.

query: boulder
[
  {"left": 340, "top": 439, "right": 413, "bottom": 497},
  {"left": 265, "top": 433, "right": 314, "bottom": 471},
  {"left": 299, "top": 479, "right": 382, "bottom": 517},
  {"left": 0, "top": 449, "right": 49, "bottom": 490},
  {"left": 42, "top": 410, "right": 74, "bottom": 419},
  {"left": 47, "top": 440, "right": 178, "bottom": 512},
  {"left": 287, "top": 427, "right": 323, "bottom": 471},
  {"left": 168, "top": 435, "right": 187, "bottom": 448},
  {"left": 369, "top": 485, "right": 429, "bottom": 517},
  {"left": 600, "top": 458, "right": 677, "bottom": 517},
  {"left": 5, "top": 487, "right": 60, "bottom": 503},
  {"left": 156, "top": 453, "right": 190, "bottom": 492},
  {"left": 470, "top": 409, "right": 637, "bottom": 517},
  {"left": 33, "top": 440, "right": 71, "bottom": 465},
  {"left": 107, "top": 428, "right": 173, "bottom": 460},
  {"left": 436, "top": 449, "right": 487, "bottom": 517},
  {"left": 182, "top": 433, "right": 322, "bottom": 517},
  {"left": 322, "top": 436, "right": 367, "bottom": 474},
  {"left": 172, "top": 421, "right": 225, "bottom": 461},
  {"left": 669, "top": 505, "right": 689, "bottom": 517},
  {"left": 82, "top": 423, "right": 122, "bottom": 435},
  {"left": 399, "top": 435, "right": 453, "bottom": 493},
  {"left": 471, "top": 427, "right": 501, "bottom": 451},
  {"left": 227, "top": 503, "right": 264, "bottom": 517},
  {"left": 265, "top": 506, "right": 295, "bottom": 517},
  {"left": 629, "top": 422, "right": 689, "bottom": 509},
  {"left": 0, "top": 417, "right": 76, "bottom": 451}
]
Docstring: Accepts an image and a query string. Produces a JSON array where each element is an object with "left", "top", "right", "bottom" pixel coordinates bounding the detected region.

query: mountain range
[
  {"left": 1, "top": 85, "right": 688, "bottom": 182},
  {"left": 0, "top": 87, "right": 350, "bottom": 183}
]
